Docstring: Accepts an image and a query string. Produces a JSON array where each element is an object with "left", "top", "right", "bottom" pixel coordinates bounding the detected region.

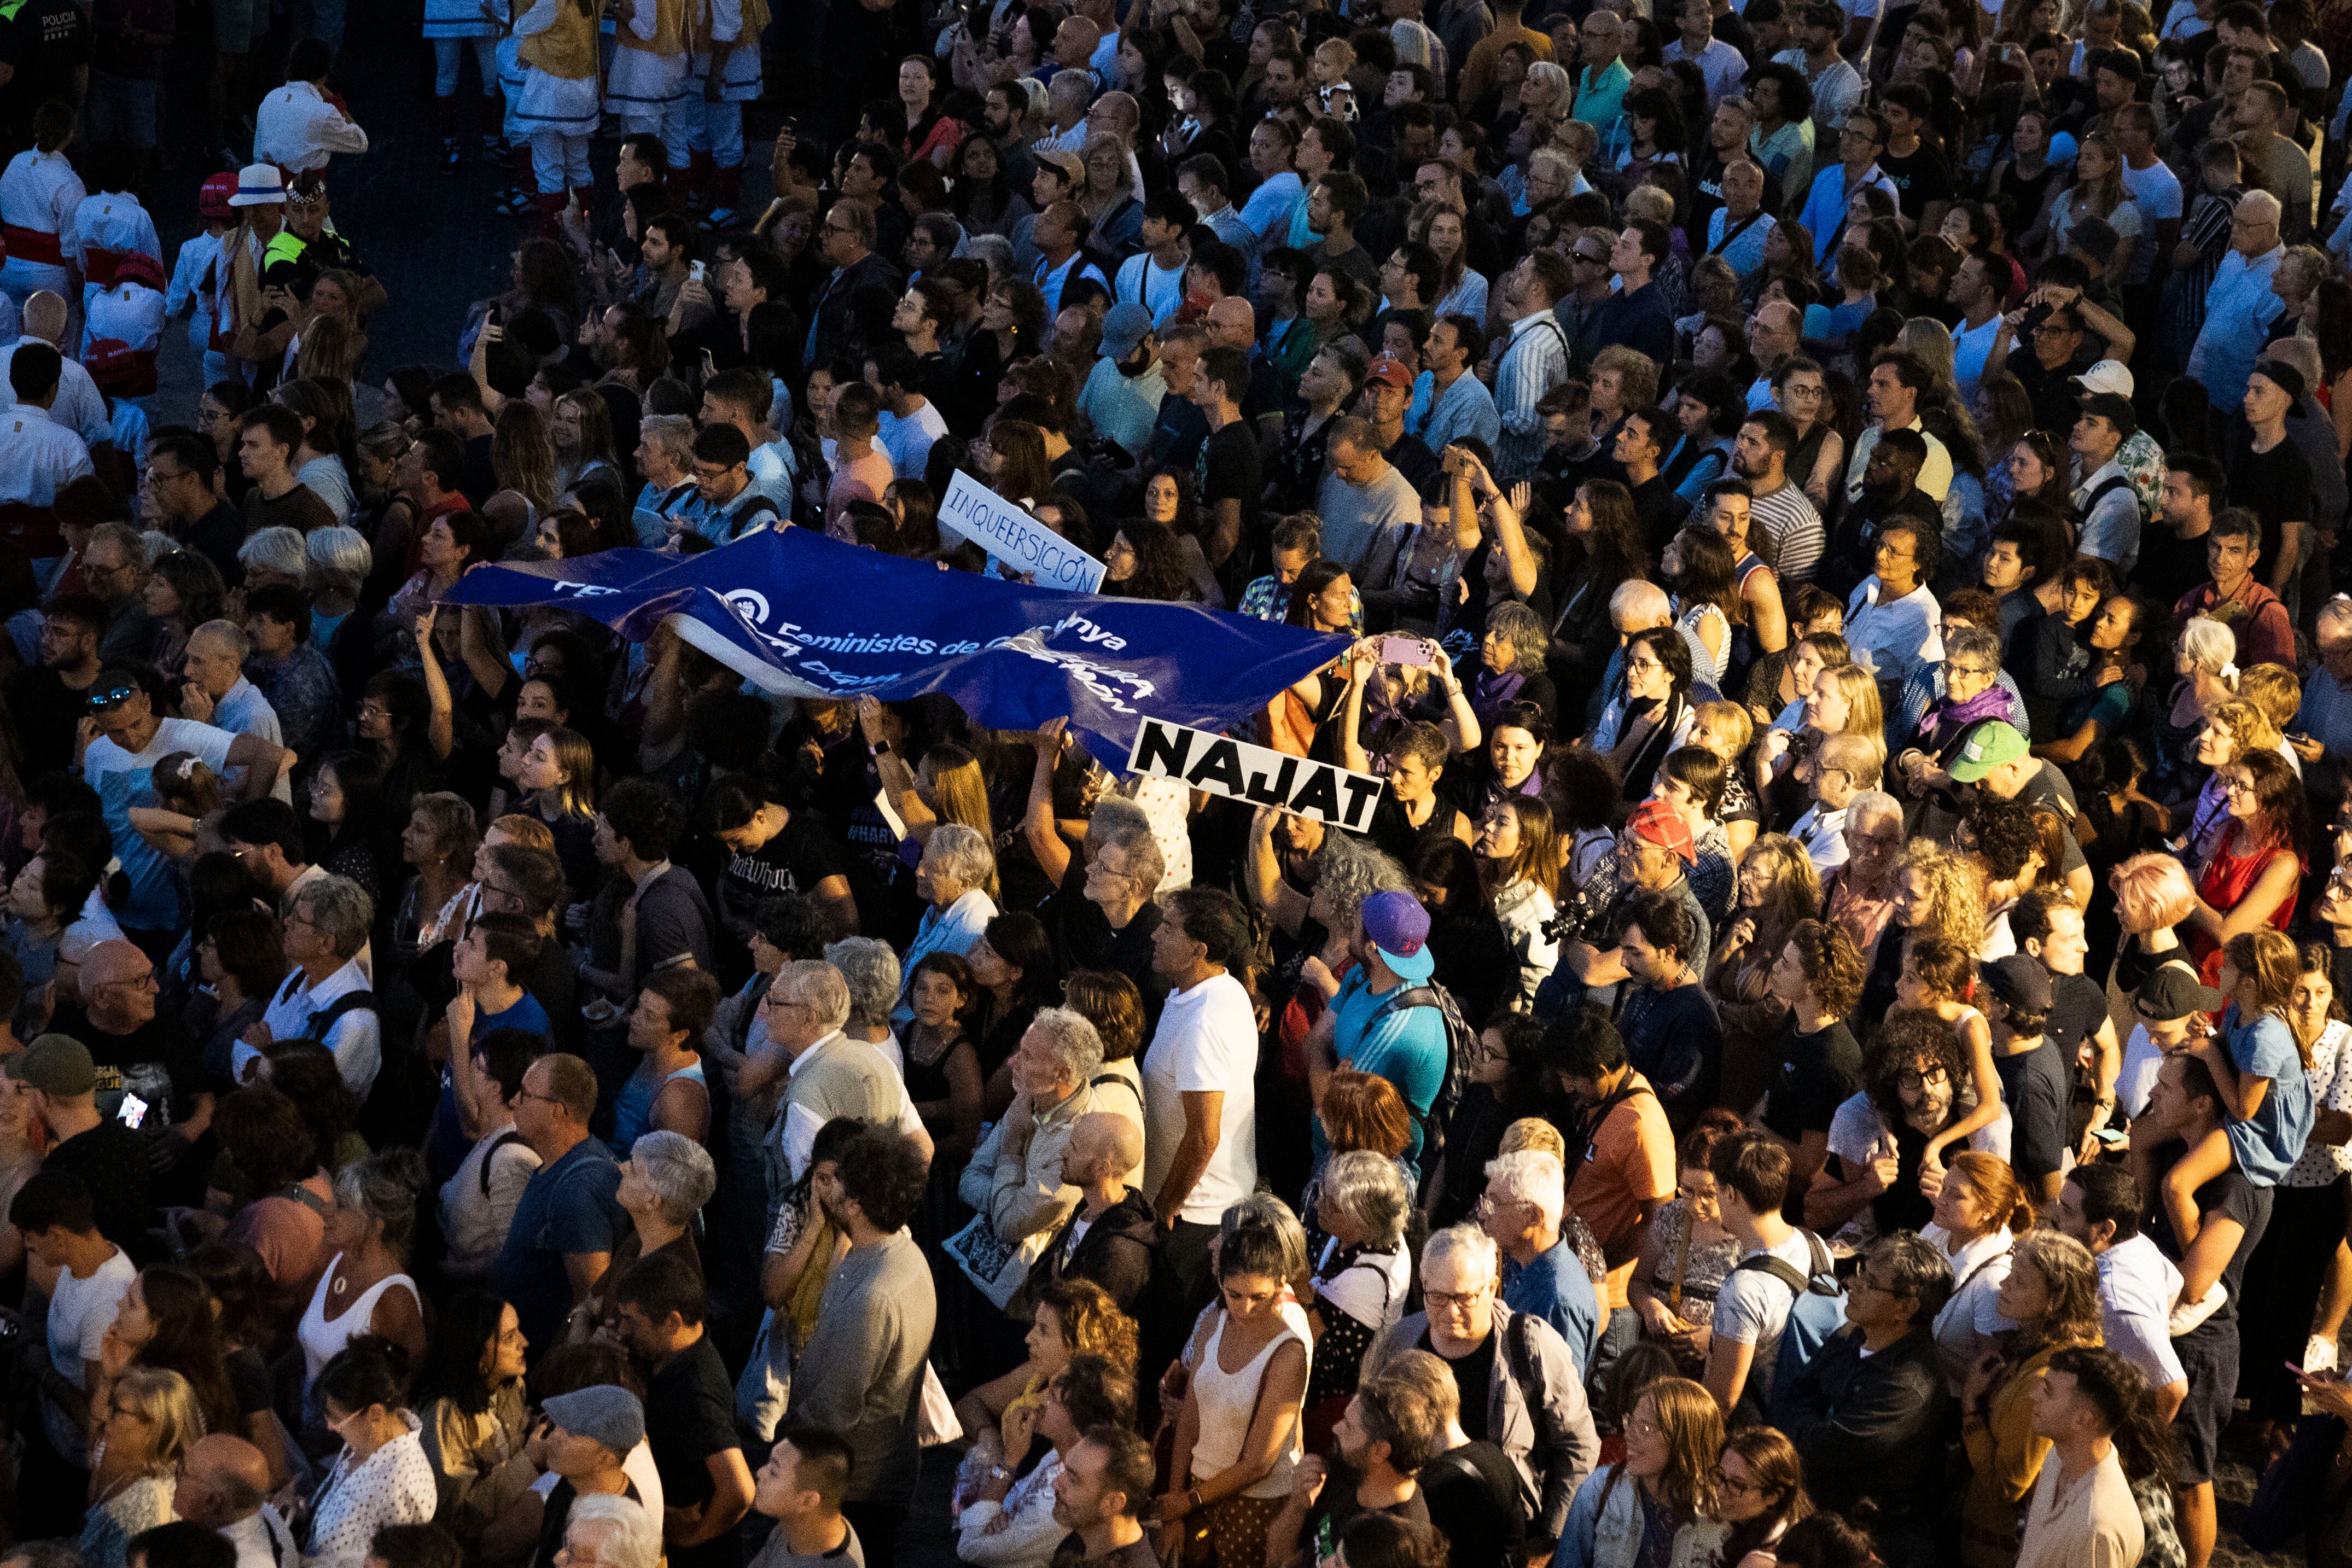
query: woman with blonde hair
[
  {"left": 1758, "top": 659, "right": 1885, "bottom": 807},
  {"left": 1554, "top": 1375, "right": 1727, "bottom": 1566},
  {"left": 1078, "top": 136, "right": 1143, "bottom": 250},
  {"left": 1959, "top": 1229, "right": 2105, "bottom": 1568},
  {"left": 1859, "top": 838, "right": 1988, "bottom": 1018},
  {"left": 1477, "top": 795, "right": 1561, "bottom": 1012},
  {"left": 2176, "top": 696, "right": 2278, "bottom": 862},
  {"left": 1687, "top": 701, "right": 1762, "bottom": 860},
  {"left": 79, "top": 1365, "right": 202, "bottom": 1568},
  {"left": 1708, "top": 836, "right": 1823, "bottom": 1112}
]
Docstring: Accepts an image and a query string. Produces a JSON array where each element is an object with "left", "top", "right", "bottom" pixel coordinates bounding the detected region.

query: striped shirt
[
  {"left": 1748, "top": 477, "right": 1826, "bottom": 583},
  {"left": 1494, "top": 308, "right": 1570, "bottom": 480}
]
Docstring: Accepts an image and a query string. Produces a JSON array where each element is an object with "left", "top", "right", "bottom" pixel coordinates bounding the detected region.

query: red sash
[
  {"left": 1, "top": 224, "right": 64, "bottom": 265},
  {"left": 0, "top": 500, "right": 61, "bottom": 558},
  {"left": 83, "top": 244, "right": 129, "bottom": 285},
  {"left": 85, "top": 340, "right": 158, "bottom": 398}
]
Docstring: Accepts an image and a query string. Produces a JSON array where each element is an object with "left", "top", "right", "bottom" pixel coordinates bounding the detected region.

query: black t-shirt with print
[
  {"left": 1762, "top": 1018, "right": 1863, "bottom": 1141},
  {"left": 1876, "top": 144, "right": 1953, "bottom": 220},
  {"left": 718, "top": 811, "right": 851, "bottom": 924}
]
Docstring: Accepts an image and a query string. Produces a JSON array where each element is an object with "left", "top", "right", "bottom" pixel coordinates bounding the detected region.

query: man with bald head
[
  {"left": 175, "top": 1433, "right": 298, "bottom": 1568},
  {"left": 1592, "top": 580, "right": 1722, "bottom": 744},
  {"left": 51, "top": 939, "right": 212, "bottom": 1181},
  {"left": 2, "top": 290, "right": 113, "bottom": 451},
  {"left": 1203, "top": 294, "right": 1282, "bottom": 421},
  {"left": 1745, "top": 302, "right": 1802, "bottom": 409},
  {"left": 1024, "top": 1109, "right": 1156, "bottom": 1315}
]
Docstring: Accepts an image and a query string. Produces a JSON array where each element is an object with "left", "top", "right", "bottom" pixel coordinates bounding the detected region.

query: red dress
[{"left": 2186, "top": 826, "right": 2302, "bottom": 983}]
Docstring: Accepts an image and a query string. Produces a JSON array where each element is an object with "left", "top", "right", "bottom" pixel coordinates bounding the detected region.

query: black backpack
[{"left": 1370, "top": 981, "right": 1476, "bottom": 1177}]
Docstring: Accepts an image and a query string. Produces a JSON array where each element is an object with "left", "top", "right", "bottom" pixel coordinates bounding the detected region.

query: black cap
[
  {"left": 1984, "top": 954, "right": 2053, "bottom": 1014},
  {"left": 2078, "top": 391, "right": 2138, "bottom": 441},
  {"left": 2252, "top": 358, "right": 2308, "bottom": 404},
  {"left": 2134, "top": 959, "right": 2225, "bottom": 1022}
]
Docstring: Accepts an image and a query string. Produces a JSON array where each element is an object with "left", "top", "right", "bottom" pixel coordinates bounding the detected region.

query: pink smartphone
[{"left": 1379, "top": 635, "right": 1431, "bottom": 667}]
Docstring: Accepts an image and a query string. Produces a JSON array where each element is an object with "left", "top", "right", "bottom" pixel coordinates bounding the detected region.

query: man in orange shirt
[{"left": 1548, "top": 1002, "right": 1676, "bottom": 1386}]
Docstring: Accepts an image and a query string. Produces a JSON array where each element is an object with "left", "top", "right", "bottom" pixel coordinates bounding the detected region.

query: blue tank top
[{"left": 613, "top": 1057, "right": 707, "bottom": 1149}]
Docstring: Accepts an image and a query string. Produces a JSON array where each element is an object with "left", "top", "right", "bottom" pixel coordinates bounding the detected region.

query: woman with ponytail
[
  {"left": 1921, "top": 1150, "right": 2033, "bottom": 1392},
  {"left": 308, "top": 1337, "right": 436, "bottom": 1568}
]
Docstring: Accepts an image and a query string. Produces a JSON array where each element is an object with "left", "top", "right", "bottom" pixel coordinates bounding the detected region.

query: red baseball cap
[
  {"left": 198, "top": 171, "right": 238, "bottom": 221},
  {"left": 1366, "top": 353, "right": 1413, "bottom": 390},
  {"left": 1624, "top": 798, "right": 1698, "bottom": 863}
]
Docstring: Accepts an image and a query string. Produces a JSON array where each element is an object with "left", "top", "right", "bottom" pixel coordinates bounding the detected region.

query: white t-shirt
[
  {"left": 1711, "top": 1228, "right": 1819, "bottom": 1408},
  {"left": 45, "top": 1245, "right": 136, "bottom": 1461},
  {"left": 2117, "top": 1023, "right": 2165, "bottom": 1120},
  {"left": 1142, "top": 972, "right": 1259, "bottom": 1224},
  {"left": 876, "top": 400, "right": 948, "bottom": 480}
]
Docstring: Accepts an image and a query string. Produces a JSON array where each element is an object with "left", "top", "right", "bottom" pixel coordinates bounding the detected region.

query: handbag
[
  {"left": 945, "top": 1208, "right": 1052, "bottom": 1310},
  {"left": 916, "top": 1359, "right": 962, "bottom": 1447}
]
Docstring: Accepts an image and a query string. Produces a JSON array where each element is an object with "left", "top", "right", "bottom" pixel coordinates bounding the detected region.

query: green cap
[
  {"left": 3, "top": 1034, "right": 97, "bottom": 1097},
  {"left": 1947, "top": 720, "right": 2028, "bottom": 783}
]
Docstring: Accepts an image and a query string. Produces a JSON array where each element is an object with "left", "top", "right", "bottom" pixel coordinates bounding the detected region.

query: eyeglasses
[
  {"left": 87, "top": 684, "right": 139, "bottom": 712},
  {"left": 1422, "top": 1287, "right": 1487, "bottom": 1309},
  {"left": 1715, "top": 1466, "right": 1758, "bottom": 1494},
  {"left": 1895, "top": 1067, "right": 1950, "bottom": 1091}
]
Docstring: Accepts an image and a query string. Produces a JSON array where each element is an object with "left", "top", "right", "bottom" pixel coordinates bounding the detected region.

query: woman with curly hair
[
  {"left": 1959, "top": 1229, "right": 2105, "bottom": 1567},
  {"left": 955, "top": 1274, "right": 1141, "bottom": 1464},
  {"left": 1102, "top": 519, "right": 1201, "bottom": 602},
  {"left": 1858, "top": 836, "right": 1988, "bottom": 1020}
]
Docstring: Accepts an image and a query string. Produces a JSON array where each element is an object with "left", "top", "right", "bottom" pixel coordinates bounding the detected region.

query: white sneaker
[{"left": 2307, "top": 1334, "right": 2339, "bottom": 1375}]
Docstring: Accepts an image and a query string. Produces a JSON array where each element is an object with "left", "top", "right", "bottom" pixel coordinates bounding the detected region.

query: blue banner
[{"left": 440, "top": 530, "right": 1354, "bottom": 767}]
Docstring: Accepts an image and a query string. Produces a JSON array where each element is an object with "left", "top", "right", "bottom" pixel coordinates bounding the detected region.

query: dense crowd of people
[{"left": 15, "top": 0, "right": 2352, "bottom": 1566}]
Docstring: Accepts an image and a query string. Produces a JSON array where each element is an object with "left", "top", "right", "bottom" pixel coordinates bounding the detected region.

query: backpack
[
  {"left": 478, "top": 1128, "right": 532, "bottom": 1197},
  {"left": 1370, "top": 981, "right": 1476, "bottom": 1176},
  {"left": 1732, "top": 1228, "right": 1848, "bottom": 1395},
  {"left": 302, "top": 989, "right": 377, "bottom": 1047}
]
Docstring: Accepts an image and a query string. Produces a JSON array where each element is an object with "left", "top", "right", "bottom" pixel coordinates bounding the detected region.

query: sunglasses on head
[{"left": 88, "top": 684, "right": 139, "bottom": 712}]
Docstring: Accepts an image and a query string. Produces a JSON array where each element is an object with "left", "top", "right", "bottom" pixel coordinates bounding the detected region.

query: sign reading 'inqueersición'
[
  {"left": 1126, "top": 717, "right": 1387, "bottom": 830},
  {"left": 939, "top": 470, "right": 1108, "bottom": 591}
]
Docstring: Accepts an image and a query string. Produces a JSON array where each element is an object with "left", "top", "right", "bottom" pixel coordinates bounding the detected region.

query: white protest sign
[
  {"left": 939, "top": 469, "right": 1108, "bottom": 592},
  {"left": 1127, "top": 717, "right": 1387, "bottom": 832}
]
